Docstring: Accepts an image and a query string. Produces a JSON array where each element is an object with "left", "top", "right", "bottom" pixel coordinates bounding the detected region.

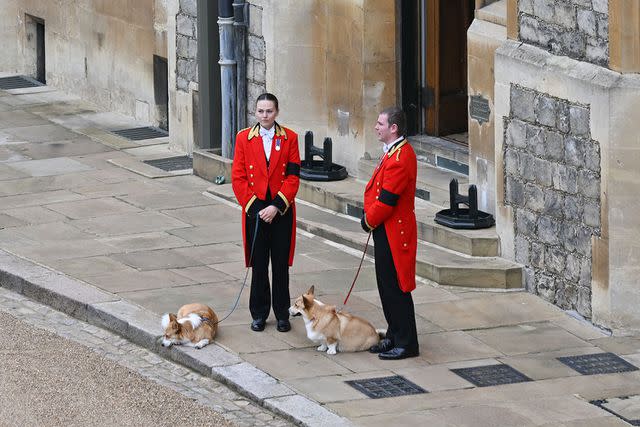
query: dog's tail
[{"left": 376, "top": 328, "right": 387, "bottom": 339}]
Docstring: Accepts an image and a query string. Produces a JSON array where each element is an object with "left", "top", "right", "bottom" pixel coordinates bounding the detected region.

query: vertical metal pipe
[
  {"left": 233, "top": 0, "right": 248, "bottom": 131},
  {"left": 218, "top": 0, "right": 236, "bottom": 158}
]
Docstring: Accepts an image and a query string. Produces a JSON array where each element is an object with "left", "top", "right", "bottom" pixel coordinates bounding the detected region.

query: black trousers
[
  {"left": 373, "top": 224, "right": 419, "bottom": 351},
  {"left": 245, "top": 208, "right": 293, "bottom": 321}
]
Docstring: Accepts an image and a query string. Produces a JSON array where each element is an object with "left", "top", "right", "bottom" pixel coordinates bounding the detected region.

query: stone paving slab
[
  {"left": 13, "top": 137, "right": 112, "bottom": 160},
  {"left": 8, "top": 156, "right": 94, "bottom": 176}
]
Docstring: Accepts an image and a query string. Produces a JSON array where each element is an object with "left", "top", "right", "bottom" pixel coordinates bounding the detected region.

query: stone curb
[{"left": 0, "top": 249, "right": 351, "bottom": 427}]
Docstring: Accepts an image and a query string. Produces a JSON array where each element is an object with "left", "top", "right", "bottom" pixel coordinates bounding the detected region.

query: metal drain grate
[
  {"left": 450, "top": 364, "right": 532, "bottom": 387},
  {"left": 0, "top": 75, "right": 44, "bottom": 90},
  {"left": 557, "top": 352, "right": 639, "bottom": 376},
  {"left": 345, "top": 375, "right": 427, "bottom": 399},
  {"left": 143, "top": 156, "right": 193, "bottom": 172},
  {"left": 590, "top": 395, "right": 640, "bottom": 426},
  {"left": 112, "top": 126, "right": 168, "bottom": 141}
]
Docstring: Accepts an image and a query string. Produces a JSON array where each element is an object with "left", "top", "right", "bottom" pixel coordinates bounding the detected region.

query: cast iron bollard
[
  {"left": 434, "top": 179, "right": 495, "bottom": 229},
  {"left": 300, "top": 131, "right": 348, "bottom": 181}
]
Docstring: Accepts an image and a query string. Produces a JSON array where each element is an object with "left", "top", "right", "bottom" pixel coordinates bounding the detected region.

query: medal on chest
[{"left": 275, "top": 138, "right": 281, "bottom": 151}]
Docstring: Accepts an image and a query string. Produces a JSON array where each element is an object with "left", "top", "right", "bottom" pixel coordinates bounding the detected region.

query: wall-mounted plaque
[{"left": 470, "top": 95, "right": 491, "bottom": 125}]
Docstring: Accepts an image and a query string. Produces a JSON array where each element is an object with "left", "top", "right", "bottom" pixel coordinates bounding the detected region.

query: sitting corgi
[
  {"left": 288, "top": 286, "right": 384, "bottom": 355},
  {"left": 161, "top": 303, "right": 218, "bottom": 349}
]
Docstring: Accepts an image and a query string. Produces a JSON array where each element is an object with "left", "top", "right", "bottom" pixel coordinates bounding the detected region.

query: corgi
[
  {"left": 288, "top": 286, "right": 384, "bottom": 355},
  {"left": 161, "top": 303, "right": 218, "bottom": 349}
]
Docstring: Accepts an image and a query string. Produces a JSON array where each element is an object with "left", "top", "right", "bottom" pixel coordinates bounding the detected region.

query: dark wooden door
[
  {"left": 36, "top": 21, "right": 45, "bottom": 84},
  {"left": 424, "top": 0, "right": 474, "bottom": 137}
]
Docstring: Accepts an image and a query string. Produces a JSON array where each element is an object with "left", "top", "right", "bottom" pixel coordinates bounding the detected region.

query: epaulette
[{"left": 275, "top": 123, "right": 288, "bottom": 140}]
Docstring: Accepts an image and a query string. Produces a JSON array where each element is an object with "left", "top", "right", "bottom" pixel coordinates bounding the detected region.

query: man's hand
[
  {"left": 259, "top": 205, "right": 279, "bottom": 223},
  {"left": 361, "top": 214, "right": 372, "bottom": 233}
]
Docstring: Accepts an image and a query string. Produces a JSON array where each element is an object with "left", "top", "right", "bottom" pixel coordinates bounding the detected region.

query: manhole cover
[
  {"left": 450, "top": 364, "right": 532, "bottom": 387},
  {"left": 557, "top": 352, "right": 638, "bottom": 376},
  {"left": 345, "top": 375, "right": 427, "bottom": 399},
  {"left": 143, "top": 156, "right": 193, "bottom": 172},
  {"left": 590, "top": 395, "right": 640, "bottom": 426},
  {"left": 112, "top": 126, "right": 168, "bottom": 141},
  {"left": 0, "top": 75, "right": 44, "bottom": 90}
]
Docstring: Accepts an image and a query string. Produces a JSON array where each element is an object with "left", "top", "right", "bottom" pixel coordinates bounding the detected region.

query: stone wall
[
  {"left": 504, "top": 84, "right": 601, "bottom": 318},
  {"left": 176, "top": 0, "right": 197, "bottom": 91},
  {"left": 518, "top": 0, "right": 609, "bottom": 67}
]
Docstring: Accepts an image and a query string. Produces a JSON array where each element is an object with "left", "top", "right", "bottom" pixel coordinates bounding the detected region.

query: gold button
[
  {"left": 375, "top": 196, "right": 378, "bottom": 200},
  {"left": 377, "top": 182, "right": 380, "bottom": 186},
  {"left": 376, "top": 189, "right": 380, "bottom": 193},
  {"left": 249, "top": 165, "right": 254, "bottom": 169},
  {"left": 403, "top": 243, "right": 407, "bottom": 247},
  {"left": 281, "top": 180, "right": 284, "bottom": 183},
  {"left": 250, "top": 182, "right": 254, "bottom": 186},
  {"left": 250, "top": 173, "right": 253, "bottom": 178},
  {"left": 398, "top": 219, "right": 402, "bottom": 223},
  {"left": 282, "top": 163, "right": 285, "bottom": 167},
  {"left": 282, "top": 172, "right": 285, "bottom": 175},
  {"left": 401, "top": 231, "right": 404, "bottom": 235}
]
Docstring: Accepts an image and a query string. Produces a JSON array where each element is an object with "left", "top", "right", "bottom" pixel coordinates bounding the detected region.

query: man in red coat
[{"left": 361, "top": 106, "right": 419, "bottom": 360}]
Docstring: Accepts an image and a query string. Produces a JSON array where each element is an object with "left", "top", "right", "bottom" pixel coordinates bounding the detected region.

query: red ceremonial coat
[
  {"left": 363, "top": 139, "right": 418, "bottom": 292},
  {"left": 232, "top": 122, "right": 300, "bottom": 267}
]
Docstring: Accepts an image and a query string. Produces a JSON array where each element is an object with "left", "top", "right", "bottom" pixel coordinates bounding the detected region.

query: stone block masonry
[
  {"left": 518, "top": 0, "right": 609, "bottom": 67},
  {"left": 504, "top": 84, "right": 601, "bottom": 319},
  {"left": 176, "top": 0, "right": 198, "bottom": 92}
]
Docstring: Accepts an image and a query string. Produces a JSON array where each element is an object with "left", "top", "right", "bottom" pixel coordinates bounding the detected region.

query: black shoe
[
  {"left": 276, "top": 319, "right": 291, "bottom": 332},
  {"left": 369, "top": 338, "right": 394, "bottom": 353},
  {"left": 251, "top": 319, "right": 266, "bottom": 332},
  {"left": 378, "top": 347, "right": 419, "bottom": 360}
]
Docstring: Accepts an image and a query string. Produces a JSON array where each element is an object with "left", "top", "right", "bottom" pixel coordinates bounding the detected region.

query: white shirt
[
  {"left": 383, "top": 136, "right": 404, "bottom": 154},
  {"left": 260, "top": 126, "right": 275, "bottom": 161}
]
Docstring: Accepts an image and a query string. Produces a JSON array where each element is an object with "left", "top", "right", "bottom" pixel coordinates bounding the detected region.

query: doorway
[
  {"left": 401, "top": 0, "right": 475, "bottom": 138},
  {"left": 153, "top": 55, "right": 169, "bottom": 131},
  {"left": 25, "top": 15, "right": 46, "bottom": 84}
]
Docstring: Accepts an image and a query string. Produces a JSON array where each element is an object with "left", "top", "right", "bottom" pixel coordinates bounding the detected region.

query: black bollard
[{"left": 435, "top": 179, "right": 494, "bottom": 229}]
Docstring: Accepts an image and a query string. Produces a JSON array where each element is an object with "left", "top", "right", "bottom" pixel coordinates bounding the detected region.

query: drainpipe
[
  {"left": 233, "top": 0, "right": 248, "bottom": 131},
  {"left": 218, "top": 0, "right": 236, "bottom": 158}
]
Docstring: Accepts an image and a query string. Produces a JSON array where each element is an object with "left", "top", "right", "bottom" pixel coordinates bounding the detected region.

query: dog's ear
[
  {"left": 169, "top": 313, "right": 177, "bottom": 322},
  {"left": 302, "top": 294, "right": 313, "bottom": 309},
  {"left": 306, "top": 285, "right": 315, "bottom": 296}
]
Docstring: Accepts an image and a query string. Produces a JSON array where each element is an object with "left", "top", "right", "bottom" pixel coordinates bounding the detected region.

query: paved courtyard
[{"left": 0, "top": 82, "right": 639, "bottom": 426}]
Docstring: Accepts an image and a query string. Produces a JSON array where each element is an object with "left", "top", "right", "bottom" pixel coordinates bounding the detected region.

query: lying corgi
[
  {"left": 288, "top": 286, "right": 384, "bottom": 355},
  {"left": 161, "top": 303, "right": 218, "bottom": 349}
]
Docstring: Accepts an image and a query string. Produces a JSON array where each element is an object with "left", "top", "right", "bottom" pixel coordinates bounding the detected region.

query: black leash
[{"left": 211, "top": 213, "right": 260, "bottom": 326}]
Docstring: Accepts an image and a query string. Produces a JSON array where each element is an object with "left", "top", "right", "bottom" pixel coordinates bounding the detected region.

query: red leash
[{"left": 342, "top": 231, "right": 372, "bottom": 307}]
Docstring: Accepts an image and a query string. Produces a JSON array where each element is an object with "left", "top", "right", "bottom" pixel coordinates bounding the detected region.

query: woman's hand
[{"left": 259, "top": 205, "right": 279, "bottom": 223}]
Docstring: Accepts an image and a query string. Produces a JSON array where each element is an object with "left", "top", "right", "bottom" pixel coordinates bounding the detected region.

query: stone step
[
  {"left": 193, "top": 149, "right": 499, "bottom": 257},
  {"left": 205, "top": 184, "right": 522, "bottom": 289},
  {"left": 407, "top": 134, "right": 470, "bottom": 175}
]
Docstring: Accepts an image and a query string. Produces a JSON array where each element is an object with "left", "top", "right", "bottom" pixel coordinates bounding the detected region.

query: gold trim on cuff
[
  {"left": 245, "top": 195, "right": 257, "bottom": 213},
  {"left": 365, "top": 216, "right": 374, "bottom": 231},
  {"left": 277, "top": 191, "right": 290, "bottom": 213}
]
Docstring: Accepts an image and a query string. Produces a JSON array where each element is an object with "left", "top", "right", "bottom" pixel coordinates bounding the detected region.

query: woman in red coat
[{"left": 232, "top": 93, "right": 300, "bottom": 333}]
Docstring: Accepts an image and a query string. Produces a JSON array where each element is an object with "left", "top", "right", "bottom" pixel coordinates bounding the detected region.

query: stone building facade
[{"left": 485, "top": 0, "right": 640, "bottom": 333}]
